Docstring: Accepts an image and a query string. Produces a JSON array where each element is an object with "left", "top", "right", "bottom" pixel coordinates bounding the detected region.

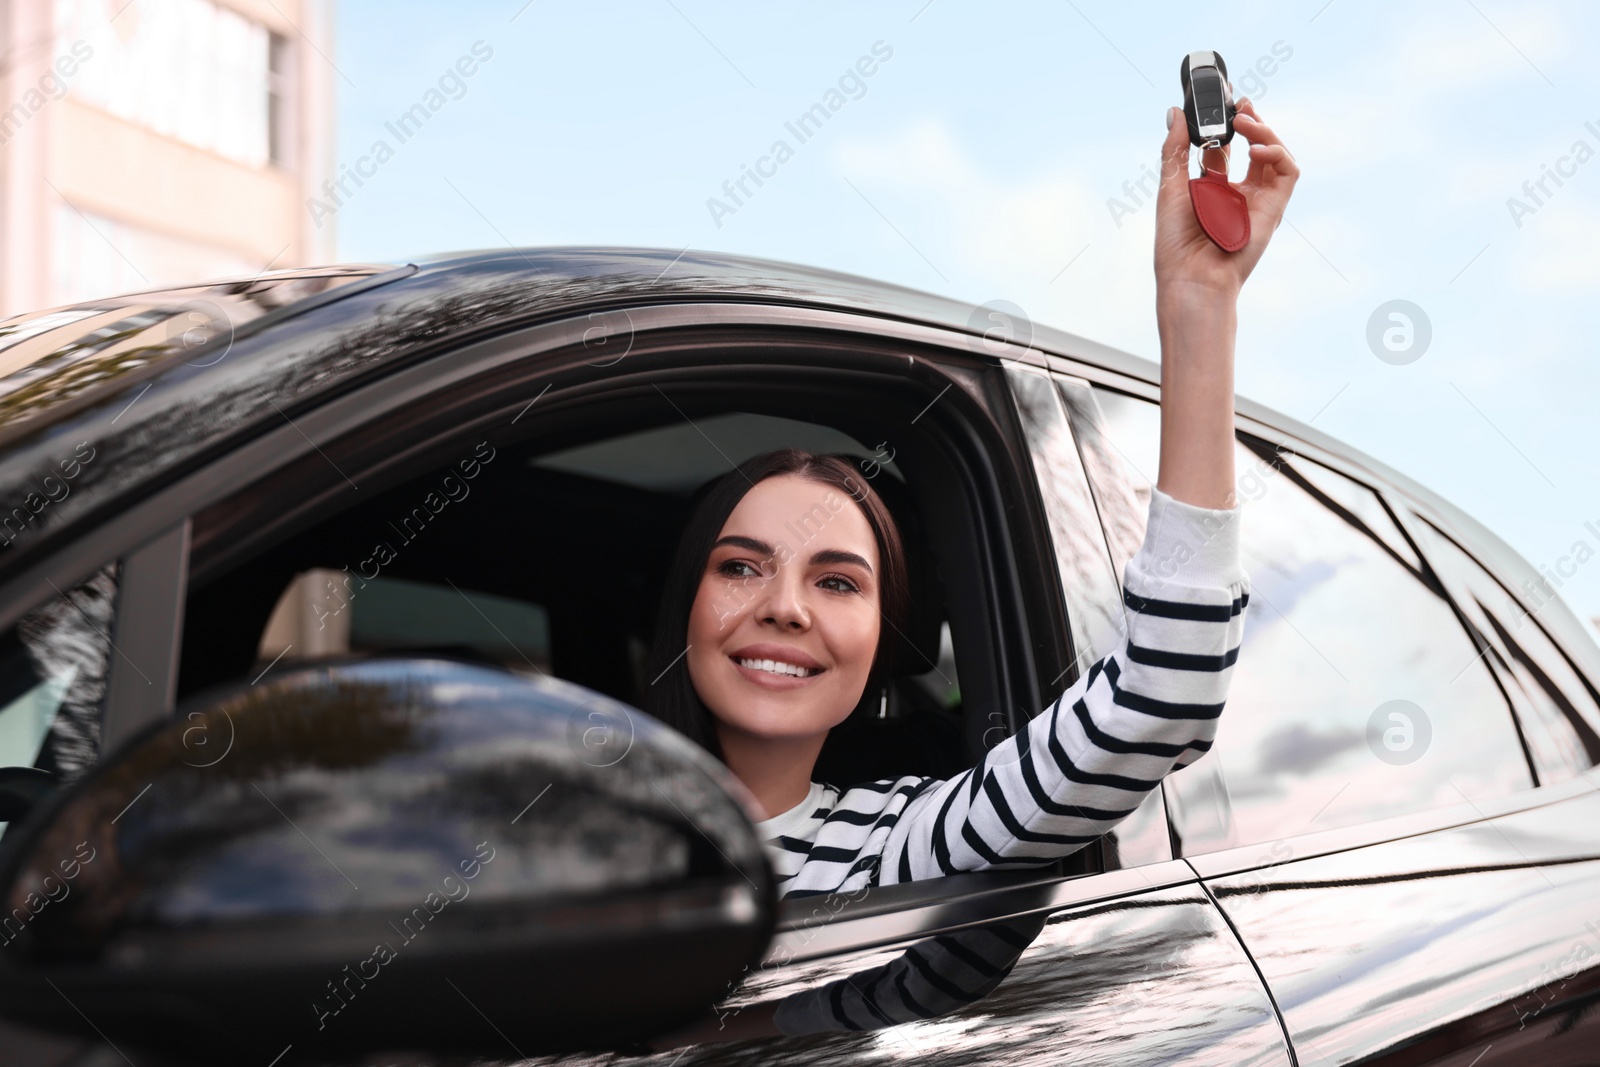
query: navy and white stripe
[
  {"left": 757, "top": 485, "right": 1249, "bottom": 901},
  {"left": 771, "top": 913, "right": 1049, "bottom": 1035}
]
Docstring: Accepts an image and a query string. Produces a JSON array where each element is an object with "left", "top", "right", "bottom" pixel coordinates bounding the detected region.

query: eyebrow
[{"left": 712, "top": 535, "right": 874, "bottom": 575}]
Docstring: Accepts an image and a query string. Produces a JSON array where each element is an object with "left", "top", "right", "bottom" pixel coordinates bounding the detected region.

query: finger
[
  {"left": 1248, "top": 143, "right": 1299, "bottom": 179},
  {"left": 1157, "top": 105, "right": 1191, "bottom": 206},
  {"left": 1244, "top": 144, "right": 1299, "bottom": 228},
  {"left": 1234, "top": 101, "right": 1293, "bottom": 188},
  {"left": 1245, "top": 144, "right": 1298, "bottom": 202},
  {"left": 1234, "top": 110, "right": 1285, "bottom": 150}
]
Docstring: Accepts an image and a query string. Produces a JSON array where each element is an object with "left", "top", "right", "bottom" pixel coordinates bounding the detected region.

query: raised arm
[
  {"left": 1156, "top": 96, "right": 1299, "bottom": 509},
  {"left": 877, "top": 99, "right": 1298, "bottom": 883}
]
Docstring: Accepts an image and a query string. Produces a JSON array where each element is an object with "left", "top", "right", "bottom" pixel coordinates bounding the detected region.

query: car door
[
  {"left": 3, "top": 286, "right": 1291, "bottom": 1064},
  {"left": 1073, "top": 379, "right": 1600, "bottom": 1066},
  {"left": 202, "top": 313, "right": 1291, "bottom": 1067}
]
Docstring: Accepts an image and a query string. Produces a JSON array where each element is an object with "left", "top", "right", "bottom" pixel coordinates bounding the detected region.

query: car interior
[{"left": 177, "top": 408, "right": 979, "bottom": 788}]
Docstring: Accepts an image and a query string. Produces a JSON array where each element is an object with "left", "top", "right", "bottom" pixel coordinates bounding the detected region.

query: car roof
[{"left": 0, "top": 248, "right": 1570, "bottom": 645}]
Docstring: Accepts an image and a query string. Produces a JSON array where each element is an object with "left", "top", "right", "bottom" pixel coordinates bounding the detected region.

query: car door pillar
[{"left": 102, "top": 519, "right": 190, "bottom": 754}]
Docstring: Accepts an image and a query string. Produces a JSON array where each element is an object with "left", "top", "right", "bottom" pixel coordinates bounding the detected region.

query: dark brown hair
[{"left": 641, "top": 448, "right": 910, "bottom": 760}]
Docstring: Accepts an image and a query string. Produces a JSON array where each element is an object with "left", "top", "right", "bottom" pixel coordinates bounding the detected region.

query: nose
[{"left": 752, "top": 560, "right": 810, "bottom": 631}]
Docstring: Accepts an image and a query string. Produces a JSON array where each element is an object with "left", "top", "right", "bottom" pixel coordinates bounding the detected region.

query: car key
[
  {"left": 1179, "top": 49, "right": 1249, "bottom": 252},
  {"left": 1181, "top": 50, "right": 1236, "bottom": 148}
]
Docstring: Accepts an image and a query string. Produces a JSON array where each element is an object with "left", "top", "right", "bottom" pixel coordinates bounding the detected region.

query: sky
[{"left": 332, "top": 0, "right": 1600, "bottom": 630}]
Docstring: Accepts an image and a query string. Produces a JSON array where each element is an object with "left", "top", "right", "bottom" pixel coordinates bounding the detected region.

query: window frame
[
  {"left": 177, "top": 310, "right": 1044, "bottom": 724},
  {"left": 172, "top": 303, "right": 1152, "bottom": 955},
  {"left": 1387, "top": 502, "right": 1600, "bottom": 784}
]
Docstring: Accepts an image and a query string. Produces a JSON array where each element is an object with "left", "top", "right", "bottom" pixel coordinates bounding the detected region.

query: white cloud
[
  {"left": 1395, "top": 2, "right": 1568, "bottom": 88},
  {"left": 830, "top": 117, "right": 1152, "bottom": 352},
  {"left": 1507, "top": 198, "right": 1600, "bottom": 290}
]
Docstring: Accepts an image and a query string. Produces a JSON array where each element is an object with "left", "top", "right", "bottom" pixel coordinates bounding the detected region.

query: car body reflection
[
  {"left": 520, "top": 881, "right": 1291, "bottom": 1065},
  {"left": 1202, "top": 780, "right": 1600, "bottom": 1064}
]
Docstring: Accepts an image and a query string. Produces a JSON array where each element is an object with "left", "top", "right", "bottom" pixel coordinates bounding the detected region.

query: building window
[
  {"left": 50, "top": 201, "right": 258, "bottom": 305},
  {"left": 268, "top": 31, "right": 292, "bottom": 167},
  {"left": 56, "top": 0, "right": 273, "bottom": 167}
]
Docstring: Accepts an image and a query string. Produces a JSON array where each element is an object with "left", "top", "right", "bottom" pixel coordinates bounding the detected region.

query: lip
[
  {"left": 727, "top": 644, "right": 826, "bottom": 690},
  {"left": 729, "top": 644, "right": 824, "bottom": 671},
  {"left": 729, "top": 658, "right": 826, "bottom": 690}
]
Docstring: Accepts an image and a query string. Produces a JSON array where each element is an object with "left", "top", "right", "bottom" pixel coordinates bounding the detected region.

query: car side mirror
[{"left": 0, "top": 659, "right": 774, "bottom": 1062}]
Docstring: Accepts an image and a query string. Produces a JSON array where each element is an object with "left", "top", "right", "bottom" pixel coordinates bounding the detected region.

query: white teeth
[{"left": 736, "top": 657, "right": 817, "bottom": 678}]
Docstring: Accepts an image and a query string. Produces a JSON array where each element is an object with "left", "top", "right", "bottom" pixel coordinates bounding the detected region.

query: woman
[{"left": 644, "top": 98, "right": 1295, "bottom": 906}]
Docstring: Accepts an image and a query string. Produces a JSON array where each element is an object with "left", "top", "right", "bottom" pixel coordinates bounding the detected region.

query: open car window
[{"left": 182, "top": 408, "right": 969, "bottom": 790}]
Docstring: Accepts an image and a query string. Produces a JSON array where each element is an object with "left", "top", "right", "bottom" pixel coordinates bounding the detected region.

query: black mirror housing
[{"left": 0, "top": 659, "right": 774, "bottom": 1061}]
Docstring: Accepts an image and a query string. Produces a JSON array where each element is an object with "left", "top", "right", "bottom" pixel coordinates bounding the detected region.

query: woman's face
[{"left": 685, "top": 473, "right": 882, "bottom": 744}]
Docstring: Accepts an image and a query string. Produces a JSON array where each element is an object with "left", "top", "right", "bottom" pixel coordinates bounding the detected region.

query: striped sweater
[
  {"left": 760, "top": 486, "right": 1248, "bottom": 1036},
  {"left": 756, "top": 484, "right": 1249, "bottom": 900}
]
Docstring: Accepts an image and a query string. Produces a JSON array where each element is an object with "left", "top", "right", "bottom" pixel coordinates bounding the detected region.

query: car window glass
[
  {"left": 1409, "top": 518, "right": 1600, "bottom": 784},
  {"left": 1214, "top": 441, "right": 1533, "bottom": 847},
  {"left": 0, "top": 564, "right": 119, "bottom": 838},
  {"left": 1004, "top": 377, "right": 1182, "bottom": 868},
  {"left": 1089, "top": 387, "right": 1161, "bottom": 490},
  {"left": 1259, "top": 440, "right": 1423, "bottom": 574},
  {"left": 1088, "top": 389, "right": 1532, "bottom": 852},
  {"left": 1057, "top": 378, "right": 1148, "bottom": 579},
  {"left": 1006, "top": 367, "right": 1122, "bottom": 674},
  {"left": 1093, "top": 387, "right": 1416, "bottom": 574}
]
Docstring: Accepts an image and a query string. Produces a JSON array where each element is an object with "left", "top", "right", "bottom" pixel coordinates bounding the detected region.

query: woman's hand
[
  {"left": 1150, "top": 97, "right": 1299, "bottom": 511},
  {"left": 1153, "top": 98, "right": 1300, "bottom": 302}
]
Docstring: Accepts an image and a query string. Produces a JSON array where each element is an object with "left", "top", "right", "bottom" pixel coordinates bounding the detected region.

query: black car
[{"left": 0, "top": 249, "right": 1597, "bottom": 1066}]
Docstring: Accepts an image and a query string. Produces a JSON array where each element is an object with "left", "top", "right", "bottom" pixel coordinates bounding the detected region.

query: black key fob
[{"left": 1180, "top": 50, "right": 1236, "bottom": 147}]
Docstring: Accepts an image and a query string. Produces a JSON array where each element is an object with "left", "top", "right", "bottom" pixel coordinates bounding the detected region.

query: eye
[
  {"left": 819, "top": 574, "right": 860, "bottom": 595},
  {"left": 717, "top": 558, "right": 762, "bottom": 580}
]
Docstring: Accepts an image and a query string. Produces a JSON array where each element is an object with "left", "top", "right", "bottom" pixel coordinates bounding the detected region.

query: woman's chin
[
  {"left": 695, "top": 658, "right": 864, "bottom": 744},
  {"left": 712, "top": 691, "right": 849, "bottom": 744}
]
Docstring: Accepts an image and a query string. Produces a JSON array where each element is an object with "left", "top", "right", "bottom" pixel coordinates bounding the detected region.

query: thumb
[{"left": 1157, "top": 106, "right": 1191, "bottom": 209}]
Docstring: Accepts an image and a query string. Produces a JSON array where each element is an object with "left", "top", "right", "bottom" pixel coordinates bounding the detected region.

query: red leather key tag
[{"left": 1189, "top": 165, "right": 1250, "bottom": 252}]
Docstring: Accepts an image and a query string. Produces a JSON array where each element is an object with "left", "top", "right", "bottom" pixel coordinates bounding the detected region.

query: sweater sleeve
[
  {"left": 771, "top": 913, "right": 1048, "bottom": 1036},
  {"left": 877, "top": 485, "right": 1249, "bottom": 883}
]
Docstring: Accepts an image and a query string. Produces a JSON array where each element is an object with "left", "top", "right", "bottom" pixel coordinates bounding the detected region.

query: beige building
[{"left": 0, "top": 0, "right": 336, "bottom": 318}]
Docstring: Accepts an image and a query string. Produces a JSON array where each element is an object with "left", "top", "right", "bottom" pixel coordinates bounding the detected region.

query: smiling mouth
[{"left": 731, "top": 656, "right": 825, "bottom": 679}]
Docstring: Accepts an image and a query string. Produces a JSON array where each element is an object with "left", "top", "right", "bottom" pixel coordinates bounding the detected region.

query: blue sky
[{"left": 333, "top": 0, "right": 1600, "bottom": 628}]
